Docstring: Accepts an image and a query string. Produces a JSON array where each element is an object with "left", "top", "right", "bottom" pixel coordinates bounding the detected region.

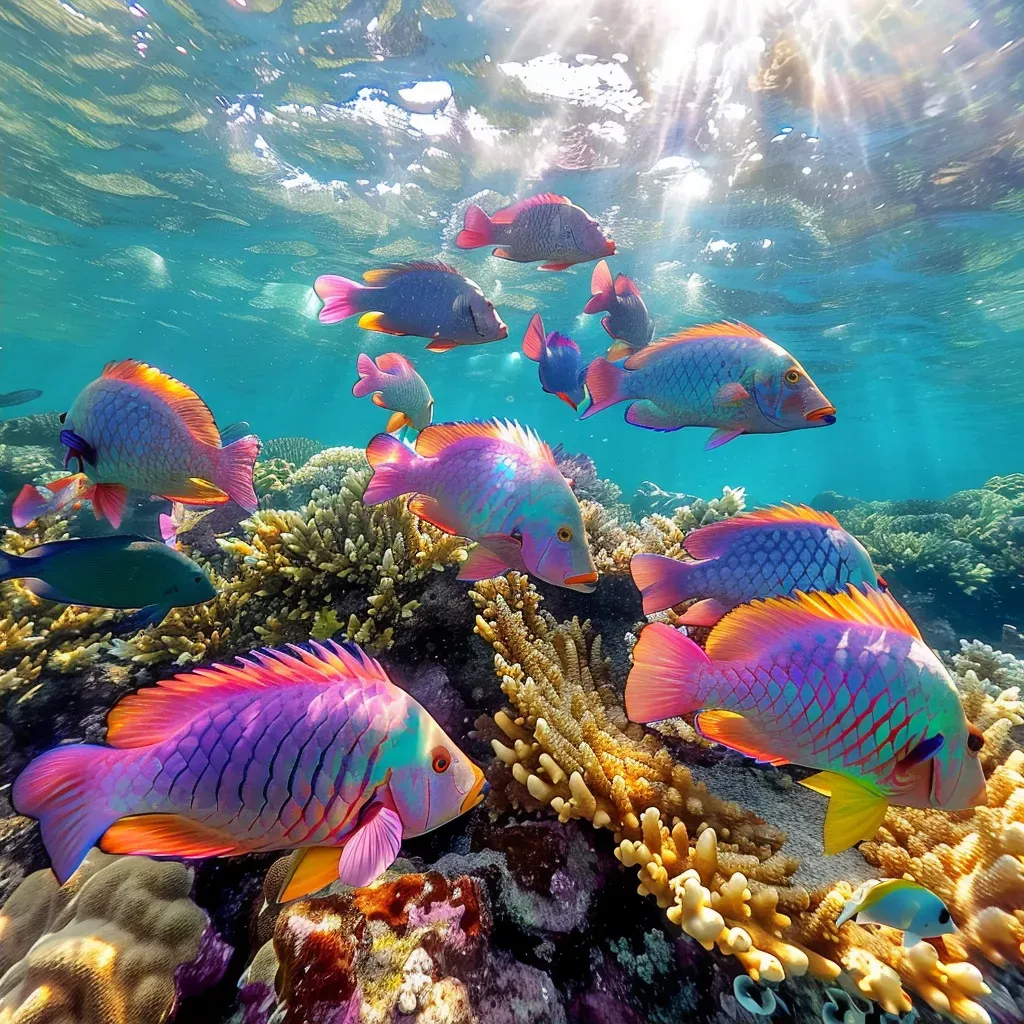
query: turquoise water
[{"left": 2, "top": 0, "right": 1023, "bottom": 506}]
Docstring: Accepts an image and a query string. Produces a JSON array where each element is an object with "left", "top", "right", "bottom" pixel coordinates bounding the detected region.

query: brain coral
[{"left": 0, "top": 850, "right": 229, "bottom": 1024}]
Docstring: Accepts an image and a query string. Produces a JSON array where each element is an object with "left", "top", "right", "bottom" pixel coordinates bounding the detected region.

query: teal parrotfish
[
  {"left": 626, "top": 586, "right": 987, "bottom": 854},
  {"left": 363, "top": 419, "right": 598, "bottom": 592},
  {"left": 583, "top": 260, "right": 654, "bottom": 358},
  {"left": 352, "top": 352, "right": 434, "bottom": 432},
  {"left": 581, "top": 321, "right": 836, "bottom": 449},
  {"left": 0, "top": 535, "right": 216, "bottom": 628},
  {"left": 521, "top": 314, "right": 587, "bottom": 410},
  {"left": 314, "top": 262, "right": 508, "bottom": 353},
  {"left": 13, "top": 360, "right": 261, "bottom": 530},
  {"left": 456, "top": 193, "right": 615, "bottom": 271},
  {"left": 837, "top": 878, "right": 956, "bottom": 948},
  {"left": 13, "top": 640, "right": 489, "bottom": 898},
  {"left": 631, "top": 504, "right": 886, "bottom": 625}
]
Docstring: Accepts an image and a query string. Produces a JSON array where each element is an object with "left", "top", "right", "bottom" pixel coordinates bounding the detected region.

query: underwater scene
[{"left": 1, "top": 0, "right": 1024, "bottom": 1022}]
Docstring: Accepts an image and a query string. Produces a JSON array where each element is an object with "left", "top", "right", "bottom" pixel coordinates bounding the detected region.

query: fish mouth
[
  {"left": 497, "top": 324, "right": 509, "bottom": 339},
  {"left": 565, "top": 571, "right": 598, "bottom": 591},
  {"left": 805, "top": 404, "right": 837, "bottom": 424},
  {"left": 603, "top": 240, "right": 616, "bottom": 255},
  {"left": 461, "top": 773, "right": 490, "bottom": 813}
]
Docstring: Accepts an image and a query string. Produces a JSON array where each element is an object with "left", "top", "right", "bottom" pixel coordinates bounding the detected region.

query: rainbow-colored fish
[
  {"left": 631, "top": 504, "right": 886, "bottom": 624},
  {"left": 13, "top": 640, "right": 487, "bottom": 899},
  {"left": 352, "top": 352, "right": 434, "bottom": 432},
  {"left": 626, "top": 587, "right": 987, "bottom": 854},
  {"left": 14, "top": 360, "right": 260, "bottom": 530}
]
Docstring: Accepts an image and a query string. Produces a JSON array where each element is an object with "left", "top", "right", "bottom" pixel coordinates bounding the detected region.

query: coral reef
[
  {"left": 259, "top": 436, "right": 325, "bottom": 466},
  {"left": 0, "top": 850, "right": 230, "bottom": 1024},
  {"left": 252, "top": 457, "right": 297, "bottom": 507},
  {"left": 552, "top": 446, "right": 624, "bottom": 508},
  {"left": 281, "top": 445, "right": 368, "bottom": 507}
]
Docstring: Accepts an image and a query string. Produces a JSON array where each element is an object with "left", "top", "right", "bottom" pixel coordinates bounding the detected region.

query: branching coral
[
  {"left": 253, "top": 457, "right": 297, "bottom": 507},
  {"left": 260, "top": 436, "right": 325, "bottom": 465},
  {"left": 282, "top": 445, "right": 369, "bottom": 507},
  {"left": 112, "top": 469, "right": 466, "bottom": 664},
  {"left": 0, "top": 850, "right": 229, "bottom": 1024}
]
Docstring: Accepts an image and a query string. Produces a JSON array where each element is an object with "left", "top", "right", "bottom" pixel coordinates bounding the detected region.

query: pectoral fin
[
  {"left": 386, "top": 411, "right": 411, "bottom": 433},
  {"left": 358, "top": 311, "right": 408, "bottom": 336},
  {"left": 278, "top": 847, "right": 343, "bottom": 903},
  {"left": 705, "top": 427, "right": 743, "bottom": 451},
  {"left": 457, "top": 544, "right": 512, "bottom": 582},
  {"left": 801, "top": 771, "right": 889, "bottom": 855},
  {"left": 714, "top": 382, "right": 750, "bottom": 407},
  {"left": 337, "top": 804, "right": 402, "bottom": 888}
]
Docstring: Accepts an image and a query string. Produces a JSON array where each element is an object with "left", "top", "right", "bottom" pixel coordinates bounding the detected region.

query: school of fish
[{"left": 7, "top": 188, "right": 985, "bottom": 901}]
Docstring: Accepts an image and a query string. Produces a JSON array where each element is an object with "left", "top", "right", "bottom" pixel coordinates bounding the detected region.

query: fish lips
[
  {"left": 564, "top": 571, "right": 598, "bottom": 592},
  {"left": 461, "top": 774, "right": 490, "bottom": 814},
  {"left": 805, "top": 405, "right": 837, "bottom": 425}
]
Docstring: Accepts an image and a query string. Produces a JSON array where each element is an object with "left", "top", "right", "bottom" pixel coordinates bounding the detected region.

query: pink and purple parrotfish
[
  {"left": 584, "top": 260, "right": 654, "bottom": 359},
  {"left": 13, "top": 360, "right": 260, "bottom": 530},
  {"left": 581, "top": 321, "right": 836, "bottom": 449},
  {"left": 631, "top": 504, "right": 886, "bottom": 625},
  {"left": 353, "top": 352, "right": 434, "bottom": 433},
  {"left": 364, "top": 419, "right": 598, "bottom": 592},
  {"left": 456, "top": 193, "right": 615, "bottom": 271},
  {"left": 13, "top": 640, "right": 488, "bottom": 899},
  {"left": 315, "top": 262, "right": 507, "bottom": 353},
  {"left": 521, "top": 314, "right": 587, "bottom": 411},
  {"left": 626, "top": 586, "right": 987, "bottom": 854}
]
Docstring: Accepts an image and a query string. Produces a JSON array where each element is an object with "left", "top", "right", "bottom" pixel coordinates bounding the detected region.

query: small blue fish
[
  {"left": 836, "top": 878, "right": 956, "bottom": 948},
  {"left": 521, "top": 314, "right": 587, "bottom": 410}
]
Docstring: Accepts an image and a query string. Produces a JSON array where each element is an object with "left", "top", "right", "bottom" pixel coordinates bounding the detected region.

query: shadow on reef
[{"left": 0, "top": 442, "right": 1021, "bottom": 1023}]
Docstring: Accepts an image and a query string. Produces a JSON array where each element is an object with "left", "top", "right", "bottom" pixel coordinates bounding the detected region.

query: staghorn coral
[
  {"left": 111, "top": 468, "right": 465, "bottom": 663},
  {"left": 282, "top": 445, "right": 368, "bottom": 507},
  {"left": 0, "top": 850, "right": 230, "bottom": 1024}
]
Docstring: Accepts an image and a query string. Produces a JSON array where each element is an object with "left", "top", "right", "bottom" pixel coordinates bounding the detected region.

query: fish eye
[
  {"left": 193, "top": 574, "right": 203, "bottom": 583},
  {"left": 431, "top": 745, "right": 451, "bottom": 773},
  {"left": 557, "top": 526, "right": 573, "bottom": 543},
  {"left": 967, "top": 725, "right": 985, "bottom": 753},
  {"left": 783, "top": 368, "right": 802, "bottom": 386},
  {"left": 938, "top": 908, "right": 951, "bottom": 924}
]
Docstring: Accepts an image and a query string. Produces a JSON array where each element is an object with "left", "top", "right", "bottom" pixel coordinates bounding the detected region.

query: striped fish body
[
  {"left": 630, "top": 505, "right": 883, "bottom": 620},
  {"left": 13, "top": 642, "right": 487, "bottom": 891},
  {"left": 67, "top": 375, "right": 219, "bottom": 494},
  {"left": 353, "top": 353, "right": 433, "bottom": 432}
]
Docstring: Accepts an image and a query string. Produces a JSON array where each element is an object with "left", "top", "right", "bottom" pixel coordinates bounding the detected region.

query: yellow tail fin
[{"left": 800, "top": 771, "right": 889, "bottom": 855}]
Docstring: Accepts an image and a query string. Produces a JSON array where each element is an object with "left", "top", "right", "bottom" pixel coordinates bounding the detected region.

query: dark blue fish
[
  {"left": 584, "top": 260, "right": 654, "bottom": 357},
  {"left": 0, "top": 389, "right": 42, "bottom": 409},
  {"left": 521, "top": 315, "right": 587, "bottom": 410}
]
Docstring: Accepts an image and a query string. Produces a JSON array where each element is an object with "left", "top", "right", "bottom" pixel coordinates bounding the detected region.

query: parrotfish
[
  {"left": 13, "top": 640, "right": 488, "bottom": 898},
  {"left": 363, "top": 419, "right": 598, "bottom": 592},
  {"left": 0, "top": 388, "right": 42, "bottom": 408},
  {"left": 352, "top": 352, "right": 434, "bottom": 432},
  {"left": 583, "top": 260, "right": 654, "bottom": 358},
  {"left": 13, "top": 360, "right": 261, "bottom": 530},
  {"left": 631, "top": 504, "right": 886, "bottom": 625},
  {"left": 837, "top": 879, "right": 955, "bottom": 948},
  {"left": 315, "top": 262, "right": 508, "bottom": 353},
  {"left": 12, "top": 472, "right": 93, "bottom": 526},
  {"left": 581, "top": 321, "right": 836, "bottom": 449},
  {"left": 159, "top": 501, "right": 217, "bottom": 548},
  {"left": 0, "top": 535, "right": 216, "bottom": 628},
  {"left": 456, "top": 193, "right": 615, "bottom": 271},
  {"left": 521, "top": 314, "right": 587, "bottom": 410},
  {"left": 626, "top": 586, "right": 987, "bottom": 854}
]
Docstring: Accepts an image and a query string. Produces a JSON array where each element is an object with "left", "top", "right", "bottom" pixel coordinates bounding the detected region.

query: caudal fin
[
  {"left": 521, "top": 315, "right": 546, "bottom": 362},
  {"left": 625, "top": 622, "right": 710, "bottom": 723},
  {"left": 580, "top": 357, "right": 629, "bottom": 419},
  {"left": 352, "top": 353, "right": 383, "bottom": 399},
  {"left": 314, "top": 275, "right": 366, "bottom": 325},
  {"left": 214, "top": 434, "right": 261, "bottom": 512},
  {"left": 584, "top": 260, "right": 614, "bottom": 314},
  {"left": 630, "top": 553, "right": 707, "bottom": 615},
  {"left": 455, "top": 204, "right": 494, "bottom": 249},
  {"left": 363, "top": 433, "right": 420, "bottom": 505},
  {"left": 13, "top": 744, "right": 120, "bottom": 884}
]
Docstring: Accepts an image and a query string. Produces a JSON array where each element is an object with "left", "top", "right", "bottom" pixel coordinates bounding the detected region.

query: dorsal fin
[
  {"left": 362, "top": 261, "right": 462, "bottom": 285},
  {"left": 706, "top": 586, "right": 922, "bottom": 662},
  {"left": 624, "top": 321, "right": 769, "bottom": 369},
  {"left": 491, "top": 193, "right": 572, "bottom": 224},
  {"left": 375, "top": 352, "right": 413, "bottom": 374},
  {"left": 414, "top": 419, "right": 555, "bottom": 464},
  {"left": 106, "top": 641, "right": 392, "bottom": 748},
  {"left": 101, "top": 360, "right": 221, "bottom": 446},
  {"left": 684, "top": 503, "right": 842, "bottom": 559},
  {"left": 545, "top": 333, "right": 579, "bottom": 352}
]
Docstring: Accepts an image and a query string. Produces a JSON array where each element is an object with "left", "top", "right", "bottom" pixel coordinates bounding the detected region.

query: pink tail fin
[
  {"left": 625, "top": 622, "right": 710, "bottom": 723},
  {"left": 455, "top": 204, "right": 494, "bottom": 249},
  {"left": 584, "top": 259, "right": 614, "bottom": 314},
  {"left": 521, "top": 315, "right": 546, "bottom": 362},
  {"left": 315, "top": 275, "right": 366, "bottom": 324},
  {"left": 630, "top": 553, "right": 704, "bottom": 615},
  {"left": 581, "top": 357, "right": 629, "bottom": 419},
  {"left": 12, "top": 744, "right": 120, "bottom": 884},
  {"left": 363, "top": 433, "right": 420, "bottom": 505},
  {"left": 352, "top": 353, "right": 383, "bottom": 399},
  {"left": 214, "top": 434, "right": 261, "bottom": 512}
]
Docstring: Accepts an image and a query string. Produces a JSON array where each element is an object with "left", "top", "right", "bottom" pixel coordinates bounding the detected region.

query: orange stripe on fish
[
  {"left": 101, "top": 359, "right": 221, "bottom": 446},
  {"left": 706, "top": 586, "right": 922, "bottom": 662},
  {"left": 101, "top": 813, "right": 249, "bottom": 858},
  {"left": 414, "top": 418, "right": 555, "bottom": 464},
  {"left": 624, "top": 321, "right": 768, "bottom": 368}
]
